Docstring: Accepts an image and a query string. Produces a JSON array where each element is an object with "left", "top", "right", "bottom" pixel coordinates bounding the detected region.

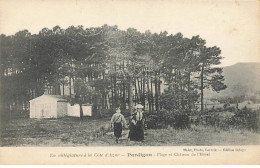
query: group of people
[{"left": 110, "top": 104, "right": 146, "bottom": 143}]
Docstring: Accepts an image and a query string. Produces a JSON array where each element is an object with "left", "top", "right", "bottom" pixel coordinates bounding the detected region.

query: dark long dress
[{"left": 129, "top": 112, "right": 145, "bottom": 141}]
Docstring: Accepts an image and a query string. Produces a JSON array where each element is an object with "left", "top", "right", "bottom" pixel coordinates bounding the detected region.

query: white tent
[
  {"left": 29, "top": 94, "right": 68, "bottom": 119},
  {"left": 67, "top": 104, "right": 92, "bottom": 117}
]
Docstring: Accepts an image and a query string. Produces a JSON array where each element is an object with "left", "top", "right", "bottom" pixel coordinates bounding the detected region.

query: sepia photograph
[{"left": 0, "top": 0, "right": 259, "bottom": 165}]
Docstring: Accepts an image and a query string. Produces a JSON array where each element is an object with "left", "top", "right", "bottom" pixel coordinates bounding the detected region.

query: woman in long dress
[
  {"left": 128, "top": 104, "right": 146, "bottom": 141},
  {"left": 110, "top": 107, "right": 127, "bottom": 143}
]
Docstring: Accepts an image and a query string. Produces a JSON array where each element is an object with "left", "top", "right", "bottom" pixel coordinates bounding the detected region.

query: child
[{"left": 110, "top": 107, "right": 127, "bottom": 143}]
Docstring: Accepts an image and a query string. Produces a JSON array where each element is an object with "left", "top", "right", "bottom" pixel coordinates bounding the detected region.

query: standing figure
[
  {"left": 110, "top": 107, "right": 127, "bottom": 143},
  {"left": 128, "top": 104, "right": 146, "bottom": 142}
]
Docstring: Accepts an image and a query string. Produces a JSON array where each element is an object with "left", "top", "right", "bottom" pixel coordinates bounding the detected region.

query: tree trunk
[
  {"left": 146, "top": 68, "right": 151, "bottom": 113},
  {"left": 107, "top": 93, "right": 110, "bottom": 109},
  {"left": 57, "top": 83, "right": 61, "bottom": 95},
  {"left": 72, "top": 77, "right": 75, "bottom": 95},
  {"left": 188, "top": 71, "right": 191, "bottom": 110},
  {"left": 62, "top": 83, "right": 65, "bottom": 96},
  {"left": 158, "top": 73, "right": 161, "bottom": 110},
  {"left": 128, "top": 76, "right": 133, "bottom": 114},
  {"left": 102, "top": 91, "right": 105, "bottom": 109},
  {"left": 113, "top": 64, "right": 118, "bottom": 108},
  {"left": 111, "top": 78, "right": 114, "bottom": 108},
  {"left": 69, "top": 77, "right": 72, "bottom": 97},
  {"left": 155, "top": 72, "right": 159, "bottom": 112},
  {"left": 142, "top": 69, "right": 146, "bottom": 110},
  {"left": 150, "top": 77, "right": 154, "bottom": 113},
  {"left": 137, "top": 78, "right": 142, "bottom": 102},
  {"left": 79, "top": 102, "right": 83, "bottom": 122},
  {"left": 200, "top": 65, "right": 204, "bottom": 111},
  {"left": 123, "top": 81, "right": 126, "bottom": 109},
  {"left": 134, "top": 78, "right": 138, "bottom": 105}
]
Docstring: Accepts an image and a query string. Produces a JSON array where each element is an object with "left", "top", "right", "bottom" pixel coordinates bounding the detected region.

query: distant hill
[{"left": 205, "top": 62, "right": 260, "bottom": 98}]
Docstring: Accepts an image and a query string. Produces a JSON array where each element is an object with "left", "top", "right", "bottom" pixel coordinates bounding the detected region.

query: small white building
[
  {"left": 67, "top": 104, "right": 92, "bottom": 117},
  {"left": 30, "top": 95, "right": 68, "bottom": 118},
  {"left": 29, "top": 94, "right": 92, "bottom": 118}
]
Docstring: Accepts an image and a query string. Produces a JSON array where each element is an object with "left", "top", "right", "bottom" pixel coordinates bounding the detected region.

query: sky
[{"left": 0, "top": 0, "right": 259, "bottom": 66}]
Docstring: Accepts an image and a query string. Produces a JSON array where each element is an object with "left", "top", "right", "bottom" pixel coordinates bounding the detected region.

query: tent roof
[{"left": 29, "top": 94, "right": 68, "bottom": 102}]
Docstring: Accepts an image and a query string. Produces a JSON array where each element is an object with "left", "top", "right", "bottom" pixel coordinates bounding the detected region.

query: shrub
[
  {"left": 146, "top": 109, "right": 191, "bottom": 129},
  {"left": 189, "top": 107, "right": 260, "bottom": 131},
  {"left": 231, "top": 107, "right": 259, "bottom": 131}
]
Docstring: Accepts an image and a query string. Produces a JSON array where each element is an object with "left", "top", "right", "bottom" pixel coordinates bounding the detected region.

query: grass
[{"left": 0, "top": 117, "right": 259, "bottom": 146}]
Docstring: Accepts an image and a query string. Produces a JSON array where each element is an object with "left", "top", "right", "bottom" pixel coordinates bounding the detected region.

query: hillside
[{"left": 205, "top": 62, "right": 260, "bottom": 98}]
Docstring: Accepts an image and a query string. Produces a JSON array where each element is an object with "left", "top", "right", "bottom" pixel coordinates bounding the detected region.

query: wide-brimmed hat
[{"left": 135, "top": 104, "right": 144, "bottom": 109}]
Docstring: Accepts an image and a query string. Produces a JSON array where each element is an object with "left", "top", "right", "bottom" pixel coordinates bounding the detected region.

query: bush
[
  {"left": 189, "top": 107, "right": 260, "bottom": 131},
  {"left": 231, "top": 107, "right": 259, "bottom": 131},
  {"left": 146, "top": 109, "right": 191, "bottom": 129}
]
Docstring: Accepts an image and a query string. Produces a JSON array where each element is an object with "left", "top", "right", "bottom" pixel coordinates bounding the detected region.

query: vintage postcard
[{"left": 0, "top": 0, "right": 259, "bottom": 165}]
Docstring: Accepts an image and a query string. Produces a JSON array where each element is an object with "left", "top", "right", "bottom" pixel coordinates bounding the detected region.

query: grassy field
[{"left": 0, "top": 117, "right": 259, "bottom": 146}]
